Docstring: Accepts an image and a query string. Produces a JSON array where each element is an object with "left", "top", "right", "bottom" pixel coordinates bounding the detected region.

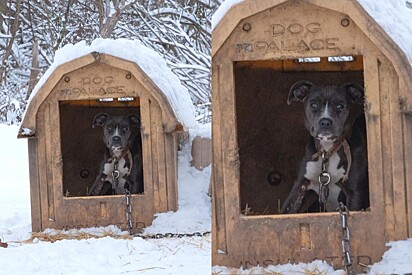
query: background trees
[{"left": 0, "top": 0, "right": 221, "bottom": 124}]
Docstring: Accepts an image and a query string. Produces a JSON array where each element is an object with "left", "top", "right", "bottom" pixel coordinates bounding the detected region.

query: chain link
[
  {"left": 338, "top": 202, "right": 355, "bottom": 275},
  {"left": 318, "top": 151, "right": 331, "bottom": 212},
  {"left": 125, "top": 189, "right": 133, "bottom": 235},
  {"left": 133, "top": 231, "right": 211, "bottom": 239},
  {"left": 112, "top": 156, "right": 120, "bottom": 191}
]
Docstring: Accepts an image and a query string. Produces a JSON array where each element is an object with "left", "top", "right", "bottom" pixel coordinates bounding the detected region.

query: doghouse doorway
[
  {"left": 236, "top": 56, "right": 366, "bottom": 215},
  {"left": 59, "top": 98, "right": 143, "bottom": 197}
]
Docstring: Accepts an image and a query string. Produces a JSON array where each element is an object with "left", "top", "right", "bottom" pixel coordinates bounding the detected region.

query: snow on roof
[
  {"left": 212, "top": 0, "right": 412, "bottom": 65},
  {"left": 358, "top": 0, "right": 412, "bottom": 65},
  {"left": 27, "top": 38, "right": 197, "bottom": 130}
]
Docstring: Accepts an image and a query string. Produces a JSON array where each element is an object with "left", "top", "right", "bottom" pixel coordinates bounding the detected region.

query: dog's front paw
[{"left": 281, "top": 183, "right": 308, "bottom": 214}]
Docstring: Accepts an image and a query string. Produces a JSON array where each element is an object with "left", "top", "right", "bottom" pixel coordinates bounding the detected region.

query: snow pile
[
  {"left": 144, "top": 141, "right": 211, "bottom": 235},
  {"left": 214, "top": 242, "right": 412, "bottom": 274},
  {"left": 212, "top": 0, "right": 412, "bottom": 66},
  {"left": 0, "top": 125, "right": 31, "bottom": 242},
  {"left": 368, "top": 238, "right": 412, "bottom": 274},
  {"left": 213, "top": 260, "right": 345, "bottom": 275},
  {"left": 26, "top": 38, "right": 198, "bottom": 130}
]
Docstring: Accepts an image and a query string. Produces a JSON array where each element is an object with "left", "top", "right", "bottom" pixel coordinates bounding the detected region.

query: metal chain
[
  {"left": 116, "top": 156, "right": 211, "bottom": 239},
  {"left": 318, "top": 151, "right": 331, "bottom": 212},
  {"left": 133, "top": 231, "right": 211, "bottom": 239},
  {"left": 112, "top": 156, "right": 120, "bottom": 191},
  {"left": 124, "top": 192, "right": 210, "bottom": 239},
  {"left": 338, "top": 202, "right": 355, "bottom": 275},
  {"left": 125, "top": 189, "right": 134, "bottom": 235},
  {"left": 123, "top": 186, "right": 210, "bottom": 239}
]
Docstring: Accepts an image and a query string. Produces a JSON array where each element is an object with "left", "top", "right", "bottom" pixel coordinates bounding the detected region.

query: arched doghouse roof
[
  {"left": 212, "top": 0, "right": 412, "bottom": 106},
  {"left": 19, "top": 38, "right": 197, "bottom": 137}
]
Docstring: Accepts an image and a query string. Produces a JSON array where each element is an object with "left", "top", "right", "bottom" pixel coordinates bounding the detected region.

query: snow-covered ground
[{"left": 0, "top": 124, "right": 211, "bottom": 275}]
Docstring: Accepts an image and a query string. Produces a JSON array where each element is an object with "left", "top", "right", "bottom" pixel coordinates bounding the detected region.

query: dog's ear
[
  {"left": 287, "top": 81, "right": 314, "bottom": 105},
  {"left": 341, "top": 83, "right": 364, "bottom": 105},
  {"left": 92, "top": 113, "right": 108, "bottom": 128},
  {"left": 129, "top": 114, "right": 140, "bottom": 128}
]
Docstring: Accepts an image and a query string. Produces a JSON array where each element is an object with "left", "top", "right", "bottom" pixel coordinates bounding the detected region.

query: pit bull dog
[
  {"left": 88, "top": 113, "right": 144, "bottom": 196},
  {"left": 281, "top": 81, "right": 369, "bottom": 213}
]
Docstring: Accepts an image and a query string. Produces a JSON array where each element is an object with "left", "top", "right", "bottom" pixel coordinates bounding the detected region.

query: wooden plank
[
  {"left": 386, "top": 60, "right": 408, "bottom": 240},
  {"left": 149, "top": 98, "right": 160, "bottom": 212},
  {"left": 218, "top": 58, "right": 242, "bottom": 261},
  {"left": 363, "top": 53, "right": 386, "bottom": 218},
  {"left": 43, "top": 99, "right": 56, "bottom": 225},
  {"left": 59, "top": 98, "right": 141, "bottom": 107},
  {"left": 212, "top": 62, "right": 228, "bottom": 262},
  {"left": 191, "top": 136, "right": 202, "bottom": 170},
  {"left": 36, "top": 103, "right": 51, "bottom": 231},
  {"left": 165, "top": 133, "right": 178, "bottom": 211},
  {"left": 201, "top": 138, "right": 212, "bottom": 169},
  {"left": 49, "top": 99, "right": 64, "bottom": 227},
  {"left": 402, "top": 114, "right": 412, "bottom": 237},
  {"left": 140, "top": 95, "right": 154, "bottom": 208},
  {"left": 155, "top": 102, "right": 168, "bottom": 213},
  {"left": 235, "top": 56, "right": 364, "bottom": 72},
  {"left": 378, "top": 58, "right": 396, "bottom": 241},
  {"left": 27, "top": 138, "right": 42, "bottom": 231}
]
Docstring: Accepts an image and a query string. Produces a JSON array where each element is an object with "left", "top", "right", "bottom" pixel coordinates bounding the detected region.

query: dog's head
[
  {"left": 93, "top": 113, "right": 140, "bottom": 151},
  {"left": 288, "top": 81, "right": 364, "bottom": 144}
]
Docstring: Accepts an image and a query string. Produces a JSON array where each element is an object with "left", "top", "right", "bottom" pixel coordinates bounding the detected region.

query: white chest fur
[
  {"left": 304, "top": 152, "right": 347, "bottom": 210},
  {"left": 103, "top": 157, "right": 130, "bottom": 194}
]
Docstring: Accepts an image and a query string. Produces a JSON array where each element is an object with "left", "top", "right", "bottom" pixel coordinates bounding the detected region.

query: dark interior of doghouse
[
  {"left": 60, "top": 98, "right": 142, "bottom": 197},
  {"left": 235, "top": 56, "right": 366, "bottom": 215}
]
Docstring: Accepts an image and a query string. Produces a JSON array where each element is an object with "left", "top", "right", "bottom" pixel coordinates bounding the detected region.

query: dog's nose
[
  {"left": 112, "top": 136, "right": 121, "bottom": 143},
  {"left": 319, "top": 118, "right": 333, "bottom": 128}
]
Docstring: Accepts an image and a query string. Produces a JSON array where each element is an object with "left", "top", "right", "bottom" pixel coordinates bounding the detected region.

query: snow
[
  {"left": 212, "top": 0, "right": 412, "bottom": 66},
  {"left": 0, "top": 124, "right": 210, "bottom": 274},
  {"left": 211, "top": 0, "right": 243, "bottom": 30},
  {"left": 213, "top": 260, "right": 345, "bottom": 275},
  {"left": 25, "top": 38, "right": 198, "bottom": 131},
  {"left": 358, "top": 0, "right": 412, "bottom": 65}
]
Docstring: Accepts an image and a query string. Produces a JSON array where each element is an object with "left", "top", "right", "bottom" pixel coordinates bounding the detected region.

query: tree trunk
[
  {"left": 26, "top": 38, "right": 39, "bottom": 100},
  {"left": 0, "top": 0, "right": 21, "bottom": 84}
]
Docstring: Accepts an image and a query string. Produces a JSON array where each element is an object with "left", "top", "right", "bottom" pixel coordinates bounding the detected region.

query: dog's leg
[
  {"left": 89, "top": 176, "right": 110, "bottom": 195},
  {"left": 281, "top": 179, "right": 311, "bottom": 213}
]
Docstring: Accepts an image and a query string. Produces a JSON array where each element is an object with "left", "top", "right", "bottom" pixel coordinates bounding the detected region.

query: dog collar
[
  {"left": 109, "top": 148, "right": 129, "bottom": 161},
  {"left": 312, "top": 139, "right": 352, "bottom": 182}
]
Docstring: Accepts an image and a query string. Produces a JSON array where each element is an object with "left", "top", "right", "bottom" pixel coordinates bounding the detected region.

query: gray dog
[
  {"left": 88, "top": 113, "right": 143, "bottom": 196},
  {"left": 281, "top": 81, "right": 369, "bottom": 213}
]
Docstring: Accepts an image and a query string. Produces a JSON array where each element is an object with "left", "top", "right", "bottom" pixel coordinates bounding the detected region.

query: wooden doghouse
[
  {"left": 19, "top": 42, "right": 196, "bottom": 232},
  {"left": 212, "top": 0, "right": 412, "bottom": 271}
]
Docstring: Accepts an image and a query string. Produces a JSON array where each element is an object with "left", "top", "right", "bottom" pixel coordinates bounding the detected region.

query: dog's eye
[
  {"left": 106, "top": 126, "right": 112, "bottom": 131},
  {"left": 336, "top": 104, "right": 344, "bottom": 110},
  {"left": 122, "top": 127, "right": 129, "bottom": 132},
  {"left": 310, "top": 102, "right": 319, "bottom": 109}
]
